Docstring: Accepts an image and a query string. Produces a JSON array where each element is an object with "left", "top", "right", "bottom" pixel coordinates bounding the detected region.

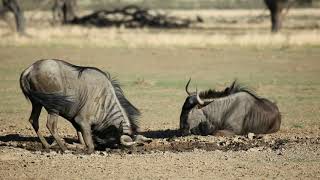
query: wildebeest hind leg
[
  {"left": 29, "top": 103, "right": 51, "bottom": 149},
  {"left": 49, "top": 118, "right": 58, "bottom": 148},
  {"left": 46, "top": 113, "right": 67, "bottom": 152}
]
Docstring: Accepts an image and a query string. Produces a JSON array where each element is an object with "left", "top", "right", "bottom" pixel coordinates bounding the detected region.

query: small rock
[
  {"left": 276, "top": 150, "right": 283, "bottom": 155},
  {"left": 248, "top": 146, "right": 263, "bottom": 152},
  {"left": 262, "top": 135, "right": 271, "bottom": 142},
  {"left": 99, "top": 151, "right": 107, "bottom": 156},
  {"left": 50, "top": 150, "right": 57, "bottom": 154},
  {"left": 64, "top": 150, "right": 71, "bottom": 154},
  {"left": 33, "top": 151, "right": 41, "bottom": 155},
  {"left": 233, "top": 136, "right": 243, "bottom": 143},
  {"left": 248, "top": 133, "right": 255, "bottom": 140}
]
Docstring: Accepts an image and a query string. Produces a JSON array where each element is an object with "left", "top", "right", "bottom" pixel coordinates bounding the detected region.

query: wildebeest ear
[{"left": 224, "top": 87, "right": 230, "bottom": 93}]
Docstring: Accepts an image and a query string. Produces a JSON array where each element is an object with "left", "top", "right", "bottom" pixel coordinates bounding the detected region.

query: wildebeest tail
[
  {"left": 19, "top": 67, "right": 33, "bottom": 101},
  {"left": 29, "top": 91, "right": 73, "bottom": 113}
]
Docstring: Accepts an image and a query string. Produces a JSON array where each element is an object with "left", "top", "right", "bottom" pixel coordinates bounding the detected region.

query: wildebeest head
[
  {"left": 180, "top": 79, "right": 215, "bottom": 135},
  {"left": 179, "top": 79, "right": 237, "bottom": 135}
]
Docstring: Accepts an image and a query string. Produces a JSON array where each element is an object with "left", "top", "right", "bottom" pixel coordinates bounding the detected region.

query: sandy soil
[
  {"left": 0, "top": 46, "right": 319, "bottom": 179},
  {"left": 0, "top": 132, "right": 319, "bottom": 179}
]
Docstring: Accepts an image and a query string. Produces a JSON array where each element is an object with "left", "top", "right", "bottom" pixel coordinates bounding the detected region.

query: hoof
[{"left": 86, "top": 148, "right": 94, "bottom": 154}]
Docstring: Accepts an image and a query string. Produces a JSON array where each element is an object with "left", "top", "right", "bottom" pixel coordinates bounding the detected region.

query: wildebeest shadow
[
  {"left": 0, "top": 131, "right": 296, "bottom": 154},
  {"left": 0, "top": 129, "right": 181, "bottom": 151},
  {"left": 0, "top": 134, "right": 79, "bottom": 151},
  {"left": 0, "top": 134, "right": 77, "bottom": 144},
  {"left": 140, "top": 129, "right": 181, "bottom": 139},
  {"left": 0, "top": 129, "right": 181, "bottom": 143}
]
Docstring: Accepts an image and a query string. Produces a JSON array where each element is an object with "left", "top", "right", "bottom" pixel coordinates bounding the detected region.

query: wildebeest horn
[
  {"left": 120, "top": 135, "right": 136, "bottom": 146},
  {"left": 185, "top": 78, "right": 192, "bottom": 95},
  {"left": 196, "top": 88, "right": 214, "bottom": 105},
  {"left": 196, "top": 87, "right": 205, "bottom": 105},
  {"left": 134, "top": 135, "right": 152, "bottom": 144}
]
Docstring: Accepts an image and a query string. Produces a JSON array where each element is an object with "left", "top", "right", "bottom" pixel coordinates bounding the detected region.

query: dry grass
[
  {"left": 0, "top": 9, "right": 319, "bottom": 48},
  {"left": 0, "top": 27, "right": 319, "bottom": 48},
  {"left": 0, "top": 8, "right": 319, "bottom": 135},
  {"left": 0, "top": 46, "right": 319, "bottom": 135}
]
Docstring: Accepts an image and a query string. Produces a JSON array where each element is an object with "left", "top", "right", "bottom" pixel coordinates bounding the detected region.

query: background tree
[
  {"left": 0, "top": 0, "right": 25, "bottom": 34},
  {"left": 52, "top": 0, "right": 77, "bottom": 24},
  {"left": 264, "top": 0, "right": 295, "bottom": 32}
]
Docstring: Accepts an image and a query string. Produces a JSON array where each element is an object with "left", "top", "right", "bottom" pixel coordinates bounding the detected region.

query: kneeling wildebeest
[
  {"left": 20, "top": 59, "right": 150, "bottom": 153},
  {"left": 180, "top": 79, "right": 281, "bottom": 136}
]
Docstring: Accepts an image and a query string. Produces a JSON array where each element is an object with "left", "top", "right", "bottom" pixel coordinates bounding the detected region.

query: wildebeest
[
  {"left": 20, "top": 59, "right": 150, "bottom": 153},
  {"left": 180, "top": 79, "right": 281, "bottom": 136}
]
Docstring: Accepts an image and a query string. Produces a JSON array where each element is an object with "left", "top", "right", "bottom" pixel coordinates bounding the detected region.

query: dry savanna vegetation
[
  {"left": 0, "top": 7, "right": 319, "bottom": 179},
  {"left": 0, "top": 9, "right": 320, "bottom": 47}
]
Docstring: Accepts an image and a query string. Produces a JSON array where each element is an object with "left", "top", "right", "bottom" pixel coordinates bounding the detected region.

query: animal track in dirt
[{"left": 0, "top": 130, "right": 319, "bottom": 155}]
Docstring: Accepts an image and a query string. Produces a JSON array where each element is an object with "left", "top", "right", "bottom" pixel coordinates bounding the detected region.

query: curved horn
[
  {"left": 196, "top": 87, "right": 204, "bottom": 105},
  {"left": 185, "top": 78, "right": 192, "bottom": 95},
  {"left": 134, "top": 135, "right": 152, "bottom": 144},
  {"left": 120, "top": 135, "right": 136, "bottom": 147},
  {"left": 196, "top": 88, "right": 215, "bottom": 105}
]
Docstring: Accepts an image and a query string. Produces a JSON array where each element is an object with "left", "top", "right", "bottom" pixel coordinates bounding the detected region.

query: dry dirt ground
[{"left": 0, "top": 45, "right": 319, "bottom": 179}]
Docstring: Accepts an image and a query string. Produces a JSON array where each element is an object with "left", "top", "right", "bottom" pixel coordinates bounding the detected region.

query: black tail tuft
[{"left": 29, "top": 91, "right": 73, "bottom": 113}]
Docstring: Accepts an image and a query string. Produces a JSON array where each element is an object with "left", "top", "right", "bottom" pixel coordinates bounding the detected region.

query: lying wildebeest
[
  {"left": 180, "top": 79, "right": 281, "bottom": 136},
  {"left": 20, "top": 59, "right": 150, "bottom": 153}
]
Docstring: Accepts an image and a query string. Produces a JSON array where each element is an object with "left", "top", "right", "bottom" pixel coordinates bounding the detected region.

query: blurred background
[
  {"left": 0, "top": 0, "right": 319, "bottom": 46},
  {"left": 0, "top": 1, "right": 319, "bottom": 178},
  {"left": 0, "top": 0, "right": 319, "bottom": 135}
]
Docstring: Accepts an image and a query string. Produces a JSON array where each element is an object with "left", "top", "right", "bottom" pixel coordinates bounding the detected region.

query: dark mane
[
  {"left": 55, "top": 59, "right": 107, "bottom": 78},
  {"left": 199, "top": 80, "right": 261, "bottom": 100},
  {"left": 110, "top": 77, "right": 141, "bottom": 131},
  {"left": 56, "top": 59, "right": 141, "bottom": 130}
]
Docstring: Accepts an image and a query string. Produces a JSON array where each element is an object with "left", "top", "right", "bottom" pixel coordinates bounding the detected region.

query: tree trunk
[
  {"left": 270, "top": 7, "right": 282, "bottom": 32},
  {"left": 2, "top": 0, "right": 25, "bottom": 34},
  {"left": 264, "top": 0, "right": 291, "bottom": 32},
  {"left": 52, "top": 0, "right": 76, "bottom": 24}
]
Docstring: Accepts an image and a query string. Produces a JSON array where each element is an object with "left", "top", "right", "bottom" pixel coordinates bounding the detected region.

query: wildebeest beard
[{"left": 91, "top": 124, "right": 122, "bottom": 149}]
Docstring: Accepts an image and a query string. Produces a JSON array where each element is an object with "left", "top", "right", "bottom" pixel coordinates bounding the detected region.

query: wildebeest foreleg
[
  {"left": 71, "top": 121, "right": 85, "bottom": 145},
  {"left": 50, "top": 120, "right": 86, "bottom": 149},
  {"left": 76, "top": 131, "right": 85, "bottom": 145},
  {"left": 46, "top": 113, "right": 67, "bottom": 151},
  {"left": 75, "top": 116, "right": 94, "bottom": 154},
  {"left": 29, "top": 103, "right": 51, "bottom": 149}
]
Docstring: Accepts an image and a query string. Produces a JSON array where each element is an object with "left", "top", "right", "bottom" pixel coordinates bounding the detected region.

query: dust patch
[{"left": 0, "top": 131, "right": 319, "bottom": 155}]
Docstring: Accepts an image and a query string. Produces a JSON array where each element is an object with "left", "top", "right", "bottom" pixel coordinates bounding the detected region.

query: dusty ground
[
  {"left": 0, "top": 8, "right": 320, "bottom": 179},
  {"left": 0, "top": 133, "right": 319, "bottom": 179},
  {"left": 0, "top": 46, "right": 319, "bottom": 179}
]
